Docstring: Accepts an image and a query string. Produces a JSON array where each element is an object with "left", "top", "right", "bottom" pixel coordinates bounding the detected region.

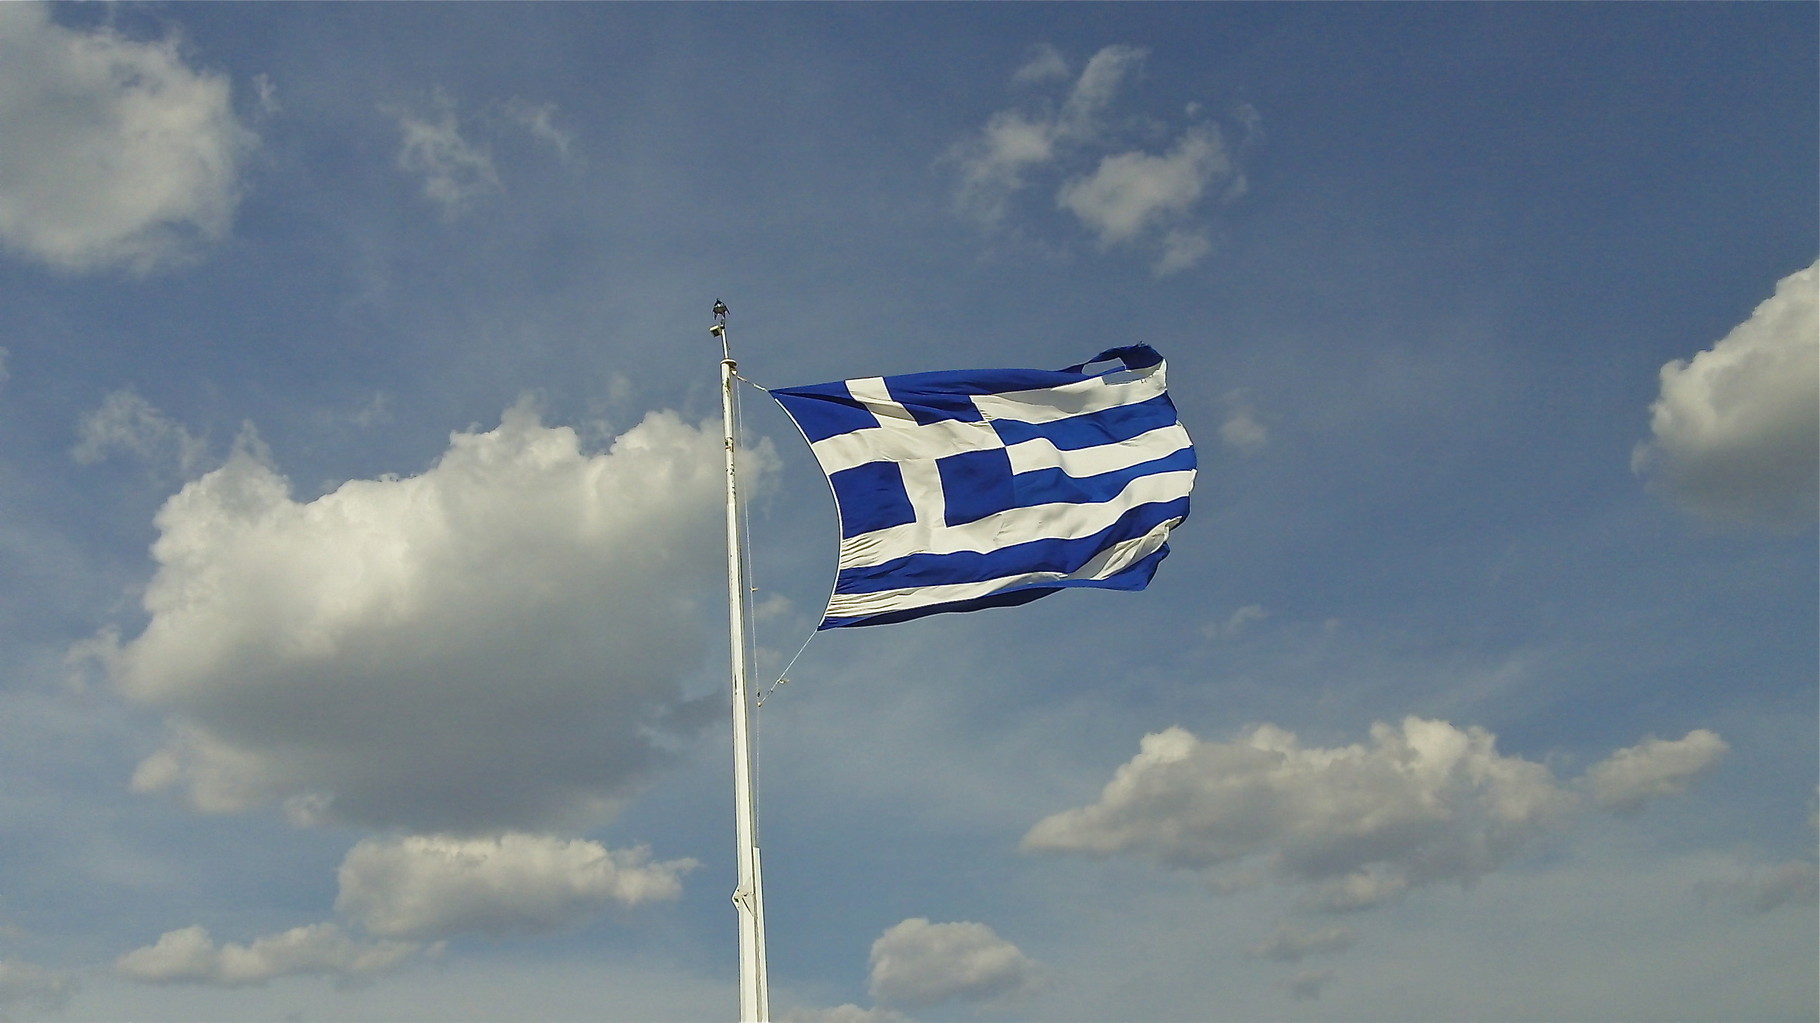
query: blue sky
[{"left": 0, "top": 3, "right": 1815, "bottom": 1021}]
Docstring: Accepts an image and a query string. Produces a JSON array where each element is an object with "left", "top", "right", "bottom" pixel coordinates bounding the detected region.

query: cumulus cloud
[
  {"left": 335, "top": 833, "right": 696, "bottom": 939},
  {"left": 1584, "top": 729, "right": 1728, "bottom": 814},
  {"left": 1634, "top": 259, "right": 1818, "bottom": 528},
  {"left": 867, "top": 918, "right": 1043, "bottom": 1010},
  {"left": 71, "top": 388, "right": 210, "bottom": 475},
  {"left": 0, "top": 959, "right": 76, "bottom": 1016},
  {"left": 949, "top": 44, "right": 1252, "bottom": 274},
  {"left": 1024, "top": 718, "right": 1723, "bottom": 911},
  {"left": 116, "top": 923, "right": 427, "bottom": 987},
  {"left": 87, "top": 403, "right": 737, "bottom": 834},
  {"left": 0, "top": 1, "right": 255, "bottom": 272}
]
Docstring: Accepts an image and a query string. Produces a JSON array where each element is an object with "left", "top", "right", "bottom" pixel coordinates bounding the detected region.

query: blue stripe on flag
[
  {"left": 988, "top": 393, "right": 1182, "bottom": 449},
  {"left": 779, "top": 380, "right": 878, "bottom": 442},
  {"left": 885, "top": 380, "right": 987, "bottom": 426},
  {"left": 821, "top": 584, "right": 1060, "bottom": 630},
  {"left": 821, "top": 544, "right": 1172, "bottom": 629},
  {"left": 1065, "top": 346, "right": 1164, "bottom": 374},
  {"left": 868, "top": 366, "right": 1095, "bottom": 399}
]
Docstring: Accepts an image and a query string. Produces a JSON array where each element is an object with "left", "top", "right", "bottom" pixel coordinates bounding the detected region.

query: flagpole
[{"left": 712, "top": 300, "right": 770, "bottom": 1023}]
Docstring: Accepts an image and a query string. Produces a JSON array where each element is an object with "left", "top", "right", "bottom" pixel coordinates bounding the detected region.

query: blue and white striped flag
[{"left": 771, "top": 345, "right": 1195, "bottom": 629}]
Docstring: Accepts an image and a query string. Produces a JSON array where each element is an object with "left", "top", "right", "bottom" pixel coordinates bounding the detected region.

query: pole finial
[{"left": 711, "top": 299, "right": 730, "bottom": 345}]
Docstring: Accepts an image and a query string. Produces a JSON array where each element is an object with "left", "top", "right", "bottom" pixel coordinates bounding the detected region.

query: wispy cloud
[
  {"left": 950, "top": 45, "right": 1146, "bottom": 228},
  {"left": 0, "top": 959, "right": 77, "bottom": 1015},
  {"left": 383, "top": 91, "right": 578, "bottom": 217},
  {"left": 948, "top": 45, "right": 1254, "bottom": 274},
  {"left": 778, "top": 1004, "right": 909, "bottom": 1023},
  {"left": 500, "top": 98, "right": 577, "bottom": 162},
  {"left": 1251, "top": 922, "right": 1358, "bottom": 964},
  {"left": 384, "top": 90, "right": 501, "bottom": 216},
  {"left": 71, "top": 388, "right": 211, "bottom": 476},
  {"left": 1217, "top": 391, "right": 1269, "bottom": 454},
  {"left": 1699, "top": 859, "right": 1819, "bottom": 915}
]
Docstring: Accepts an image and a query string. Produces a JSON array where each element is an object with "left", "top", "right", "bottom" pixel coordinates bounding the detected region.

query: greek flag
[{"left": 771, "top": 345, "right": 1195, "bottom": 629}]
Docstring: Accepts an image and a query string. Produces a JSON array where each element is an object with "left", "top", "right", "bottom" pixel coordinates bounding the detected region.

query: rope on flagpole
[{"left": 726, "top": 368, "right": 827, "bottom": 708}]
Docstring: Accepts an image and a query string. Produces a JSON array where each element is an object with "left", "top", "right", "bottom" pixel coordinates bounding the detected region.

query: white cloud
[
  {"left": 0, "top": 1, "right": 254, "bottom": 273},
  {"left": 386, "top": 90, "right": 501, "bottom": 215},
  {"left": 384, "top": 92, "right": 575, "bottom": 215},
  {"left": 1155, "top": 227, "right": 1214, "bottom": 276},
  {"left": 1701, "top": 859, "right": 1819, "bottom": 914},
  {"left": 867, "top": 918, "right": 1043, "bottom": 1010},
  {"left": 1250, "top": 922, "right": 1357, "bottom": 964},
  {"left": 1010, "top": 43, "right": 1070, "bottom": 86},
  {"left": 1285, "top": 968, "right": 1334, "bottom": 1002},
  {"left": 1057, "top": 44, "right": 1147, "bottom": 136},
  {"left": 252, "top": 72, "right": 279, "bottom": 118},
  {"left": 0, "top": 959, "right": 76, "bottom": 1015},
  {"left": 1023, "top": 718, "right": 1580, "bottom": 908},
  {"left": 1201, "top": 603, "right": 1269, "bottom": 641},
  {"left": 1217, "top": 392, "right": 1269, "bottom": 453},
  {"left": 950, "top": 44, "right": 1251, "bottom": 274},
  {"left": 88, "top": 403, "right": 739, "bottom": 833},
  {"left": 950, "top": 45, "right": 1147, "bottom": 226},
  {"left": 1057, "top": 124, "right": 1236, "bottom": 266},
  {"left": 952, "top": 109, "right": 1060, "bottom": 227},
  {"left": 1634, "top": 259, "right": 1819, "bottom": 527},
  {"left": 71, "top": 388, "right": 210, "bottom": 475},
  {"left": 499, "top": 98, "right": 575, "bottom": 162},
  {"left": 1585, "top": 730, "right": 1729, "bottom": 814},
  {"left": 335, "top": 833, "right": 696, "bottom": 939},
  {"left": 116, "top": 923, "right": 426, "bottom": 988}
]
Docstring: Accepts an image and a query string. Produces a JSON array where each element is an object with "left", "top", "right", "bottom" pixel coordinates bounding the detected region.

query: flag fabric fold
[{"left": 771, "top": 345, "right": 1195, "bottom": 629}]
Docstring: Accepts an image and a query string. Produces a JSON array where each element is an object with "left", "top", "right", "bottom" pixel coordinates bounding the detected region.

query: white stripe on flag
[
  {"left": 826, "top": 517, "right": 1179, "bottom": 620},
  {"left": 838, "top": 468, "right": 1196, "bottom": 569},
  {"left": 809, "top": 415, "right": 1002, "bottom": 475},
  {"left": 1004, "top": 422, "right": 1192, "bottom": 476}
]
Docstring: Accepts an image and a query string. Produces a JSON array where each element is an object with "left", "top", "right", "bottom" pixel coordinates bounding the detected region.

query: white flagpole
[{"left": 711, "top": 301, "right": 770, "bottom": 1023}]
